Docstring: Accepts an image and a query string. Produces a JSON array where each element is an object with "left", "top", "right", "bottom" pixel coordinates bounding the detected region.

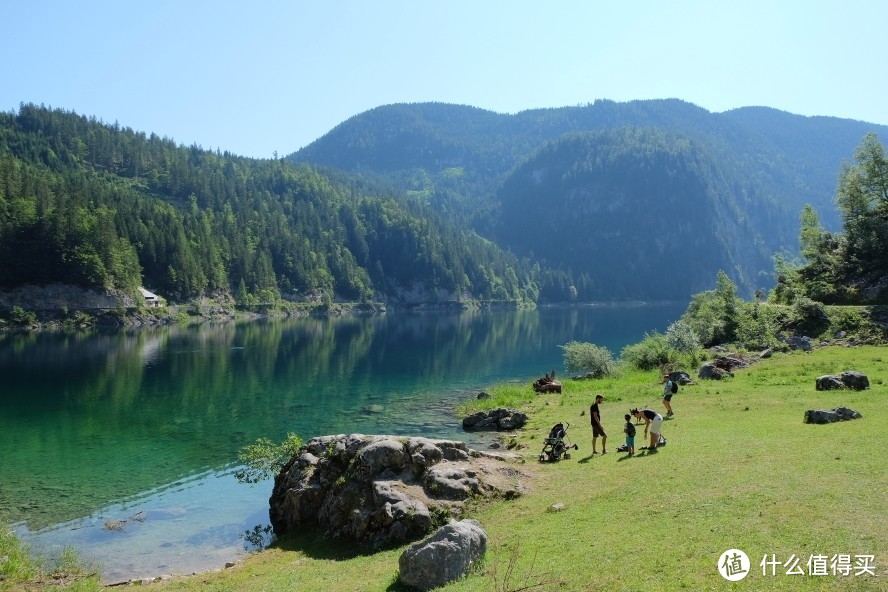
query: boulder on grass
[
  {"left": 462, "top": 408, "right": 528, "bottom": 432},
  {"left": 816, "top": 375, "right": 846, "bottom": 391},
  {"left": 840, "top": 371, "right": 870, "bottom": 391},
  {"left": 804, "top": 407, "right": 862, "bottom": 424},
  {"left": 698, "top": 363, "right": 732, "bottom": 380},
  {"left": 398, "top": 519, "right": 487, "bottom": 591},
  {"left": 815, "top": 371, "right": 870, "bottom": 391},
  {"left": 666, "top": 371, "right": 692, "bottom": 385},
  {"left": 786, "top": 335, "right": 813, "bottom": 351}
]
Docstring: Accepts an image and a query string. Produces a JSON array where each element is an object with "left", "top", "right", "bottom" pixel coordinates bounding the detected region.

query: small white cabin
[{"left": 139, "top": 287, "right": 162, "bottom": 308}]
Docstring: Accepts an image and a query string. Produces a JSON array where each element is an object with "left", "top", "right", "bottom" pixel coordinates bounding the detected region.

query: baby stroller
[{"left": 539, "top": 422, "right": 578, "bottom": 462}]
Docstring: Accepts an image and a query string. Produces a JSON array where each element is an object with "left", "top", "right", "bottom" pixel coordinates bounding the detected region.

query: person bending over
[{"left": 631, "top": 407, "right": 663, "bottom": 452}]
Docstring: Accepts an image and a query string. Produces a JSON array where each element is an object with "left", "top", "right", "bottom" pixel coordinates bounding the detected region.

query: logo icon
[{"left": 718, "top": 549, "right": 750, "bottom": 581}]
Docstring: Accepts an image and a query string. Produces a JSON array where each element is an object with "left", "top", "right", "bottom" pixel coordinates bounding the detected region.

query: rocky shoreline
[{"left": 0, "top": 283, "right": 529, "bottom": 331}]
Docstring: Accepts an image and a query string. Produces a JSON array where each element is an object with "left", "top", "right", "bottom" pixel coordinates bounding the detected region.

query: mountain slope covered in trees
[
  {"left": 493, "top": 128, "right": 775, "bottom": 300},
  {"left": 0, "top": 105, "right": 536, "bottom": 305},
  {"left": 289, "top": 100, "right": 888, "bottom": 299},
  {"left": 3, "top": 100, "right": 886, "bottom": 308}
]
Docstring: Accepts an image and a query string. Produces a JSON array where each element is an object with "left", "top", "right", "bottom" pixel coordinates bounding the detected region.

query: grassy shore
[{"left": 4, "top": 345, "right": 886, "bottom": 591}]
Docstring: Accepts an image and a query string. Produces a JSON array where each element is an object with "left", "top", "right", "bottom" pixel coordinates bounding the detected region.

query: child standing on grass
[
  {"left": 623, "top": 413, "right": 635, "bottom": 455},
  {"left": 662, "top": 374, "right": 675, "bottom": 417}
]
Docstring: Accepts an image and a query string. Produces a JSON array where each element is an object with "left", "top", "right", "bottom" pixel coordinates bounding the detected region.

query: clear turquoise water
[{"left": 0, "top": 304, "right": 684, "bottom": 582}]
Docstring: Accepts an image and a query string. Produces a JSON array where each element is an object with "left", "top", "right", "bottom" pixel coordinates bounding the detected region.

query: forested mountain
[
  {"left": 3, "top": 100, "right": 885, "bottom": 309},
  {"left": 289, "top": 100, "right": 888, "bottom": 299},
  {"left": 492, "top": 129, "right": 774, "bottom": 300},
  {"left": 0, "top": 105, "right": 536, "bottom": 306}
]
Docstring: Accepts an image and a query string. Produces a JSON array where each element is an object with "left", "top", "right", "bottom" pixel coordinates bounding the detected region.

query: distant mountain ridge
[
  {"left": 2, "top": 100, "right": 885, "bottom": 309},
  {"left": 288, "top": 99, "right": 888, "bottom": 298}
]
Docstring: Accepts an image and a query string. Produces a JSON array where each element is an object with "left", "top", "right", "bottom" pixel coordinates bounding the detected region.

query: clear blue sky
[{"left": 3, "top": 0, "right": 886, "bottom": 158}]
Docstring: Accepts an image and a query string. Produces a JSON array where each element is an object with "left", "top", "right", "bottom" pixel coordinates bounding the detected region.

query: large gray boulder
[
  {"left": 840, "top": 371, "right": 870, "bottom": 391},
  {"left": 398, "top": 519, "right": 488, "bottom": 590},
  {"left": 785, "top": 335, "right": 814, "bottom": 351},
  {"left": 698, "top": 363, "right": 732, "bottom": 380},
  {"left": 666, "top": 371, "right": 692, "bottom": 385},
  {"left": 712, "top": 356, "right": 750, "bottom": 371},
  {"left": 815, "top": 371, "right": 870, "bottom": 391},
  {"left": 816, "top": 375, "right": 847, "bottom": 391},
  {"left": 462, "top": 407, "right": 528, "bottom": 431},
  {"left": 804, "top": 407, "right": 863, "bottom": 424},
  {"left": 269, "top": 434, "right": 522, "bottom": 548}
]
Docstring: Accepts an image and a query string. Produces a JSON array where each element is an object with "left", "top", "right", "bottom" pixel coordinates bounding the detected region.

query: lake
[{"left": 0, "top": 303, "right": 685, "bottom": 583}]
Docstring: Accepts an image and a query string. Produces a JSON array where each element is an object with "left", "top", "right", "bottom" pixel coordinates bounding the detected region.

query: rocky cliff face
[
  {"left": 0, "top": 283, "right": 135, "bottom": 310},
  {"left": 269, "top": 434, "right": 525, "bottom": 548}
]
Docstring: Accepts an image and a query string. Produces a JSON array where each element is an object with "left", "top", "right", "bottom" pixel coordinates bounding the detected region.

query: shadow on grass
[
  {"left": 270, "top": 527, "right": 390, "bottom": 562},
  {"left": 385, "top": 579, "right": 414, "bottom": 592},
  {"left": 616, "top": 449, "right": 662, "bottom": 460},
  {"left": 270, "top": 528, "right": 419, "bottom": 592}
]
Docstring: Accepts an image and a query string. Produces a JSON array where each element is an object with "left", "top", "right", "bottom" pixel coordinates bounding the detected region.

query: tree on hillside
[
  {"left": 799, "top": 204, "right": 824, "bottom": 260},
  {"left": 771, "top": 133, "right": 888, "bottom": 305},
  {"left": 836, "top": 132, "right": 888, "bottom": 281},
  {"left": 680, "top": 270, "right": 740, "bottom": 345}
]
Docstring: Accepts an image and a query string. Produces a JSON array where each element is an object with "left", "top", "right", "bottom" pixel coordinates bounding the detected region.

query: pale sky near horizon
[{"left": 2, "top": 0, "right": 886, "bottom": 159}]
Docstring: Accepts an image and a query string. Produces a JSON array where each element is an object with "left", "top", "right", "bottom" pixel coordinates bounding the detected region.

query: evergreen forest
[
  {"left": 1, "top": 100, "right": 886, "bottom": 310},
  {"left": 0, "top": 104, "right": 536, "bottom": 306},
  {"left": 291, "top": 100, "right": 888, "bottom": 301}
]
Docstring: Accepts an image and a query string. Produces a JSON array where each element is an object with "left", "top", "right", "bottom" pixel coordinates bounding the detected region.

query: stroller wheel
[{"left": 564, "top": 453, "right": 571, "bottom": 459}]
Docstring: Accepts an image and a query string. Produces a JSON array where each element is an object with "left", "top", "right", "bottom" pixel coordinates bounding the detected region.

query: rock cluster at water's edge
[{"left": 269, "top": 434, "right": 525, "bottom": 548}]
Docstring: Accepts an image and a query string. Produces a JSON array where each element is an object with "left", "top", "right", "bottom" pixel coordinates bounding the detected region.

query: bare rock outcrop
[{"left": 269, "top": 434, "right": 524, "bottom": 548}]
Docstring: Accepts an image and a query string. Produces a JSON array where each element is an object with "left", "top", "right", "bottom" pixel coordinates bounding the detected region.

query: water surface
[{"left": 0, "top": 304, "right": 684, "bottom": 582}]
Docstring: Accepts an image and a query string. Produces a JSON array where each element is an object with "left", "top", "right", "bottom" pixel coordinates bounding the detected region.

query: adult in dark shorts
[
  {"left": 590, "top": 394, "right": 607, "bottom": 454},
  {"left": 632, "top": 407, "right": 664, "bottom": 451}
]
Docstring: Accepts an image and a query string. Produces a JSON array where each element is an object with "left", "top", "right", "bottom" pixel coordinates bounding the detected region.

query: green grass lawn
[{"left": 5, "top": 346, "right": 886, "bottom": 591}]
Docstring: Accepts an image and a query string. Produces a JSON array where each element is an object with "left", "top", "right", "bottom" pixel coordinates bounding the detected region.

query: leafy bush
[
  {"left": 679, "top": 271, "right": 740, "bottom": 346},
  {"left": 9, "top": 306, "right": 37, "bottom": 326},
  {"left": 665, "top": 321, "right": 700, "bottom": 354},
  {"left": 234, "top": 432, "right": 303, "bottom": 484},
  {"left": 791, "top": 297, "right": 830, "bottom": 337},
  {"left": 734, "top": 302, "right": 782, "bottom": 350},
  {"left": 560, "top": 341, "right": 615, "bottom": 378},
  {"left": 825, "top": 306, "right": 865, "bottom": 336},
  {"left": 620, "top": 332, "right": 672, "bottom": 370}
]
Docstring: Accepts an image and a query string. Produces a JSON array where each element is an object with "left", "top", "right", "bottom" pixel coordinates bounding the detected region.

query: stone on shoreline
[{"left": 269, "top": 434, "right": 524, "bottom": 548}]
